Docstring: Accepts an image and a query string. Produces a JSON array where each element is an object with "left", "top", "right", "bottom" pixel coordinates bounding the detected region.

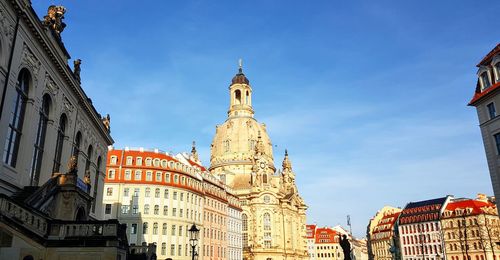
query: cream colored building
[
  {"left": 367, "top": 206, "right": 402, "bottom": 260},
  {"left": 209, "top": 65, "right": 308, "bottom": 260},
  {"left": 441, "top": 195, "right": 500, "bottom": 260},
  {"left": 103, "top": 147, "right": 206, "bottom": 260}
]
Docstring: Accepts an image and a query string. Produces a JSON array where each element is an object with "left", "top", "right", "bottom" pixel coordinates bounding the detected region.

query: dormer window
[
  {"left": 496, "top": 62, "right": 500, "bottom": 82},
  {"left": 481, "top": 71, "right": 491, "bottom": 90}
]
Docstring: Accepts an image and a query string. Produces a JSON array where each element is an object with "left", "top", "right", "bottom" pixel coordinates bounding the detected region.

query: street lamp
[{"left": 189, "top": 223, "right": 200, "bottom": 260}]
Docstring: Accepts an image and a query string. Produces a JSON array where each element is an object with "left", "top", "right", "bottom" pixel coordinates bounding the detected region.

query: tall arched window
[
  {"left": 30, "top": 94, "right": 51, "bottom": 185},
  {"left": 143, "top": 222, "right": 148, "bottom": 234},
  {"left": 153, "top": 222, "right": 158, "bottom": 235},
  {"left": 263, "top": 213, "right": 271, "bottom": 231},
  {"left": 235, "top": 90, "right": 241, "bottom": 105},
  {"left": 93, "top": 156, "right": 102, "bottom": 210},
  {"left": 73, "top": 131, "right": 82, "bottom": 158},
  {"left": 242, "top": 213, "right": 248, "bottom": 231},
  {"left": 246, "top": 91, "right": 249, "bottom": 104},
  {"left": 52, "top": 113, "right": 67, "bottom": 173},
  {"left": 262, "top": 174, "right": 268, "bottom": 184},
  {"left": 3, "top": 69, "right": 30, "bottom": 167}
]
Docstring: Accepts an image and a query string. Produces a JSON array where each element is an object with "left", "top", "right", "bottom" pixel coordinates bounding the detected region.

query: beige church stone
[{"left": 210, "top": 64, "right": 309, "bottom": 260}]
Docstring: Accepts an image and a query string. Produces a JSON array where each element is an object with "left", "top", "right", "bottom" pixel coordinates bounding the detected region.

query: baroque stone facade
[
  {"left": 0, "top": 1, "right": 129, "bottom": 259},
  {"left": 209, "top": 65, "right": 308, "bottom": 260}
]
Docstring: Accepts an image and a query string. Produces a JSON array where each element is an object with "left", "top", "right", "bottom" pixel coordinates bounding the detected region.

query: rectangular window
[
  {"left": 164, "top": 189, "right": 169, "bottom": 199},
  {"left": 165, "top": 173, "right": 170, "bottom": 182},
  {"left": 110, "top": 156, "right": 117, "bottom": 165},
  {"left": 180, "top": 193, "right": 184, "bottom": 201},
  {"left": 136, "top": 157, "right": 142, "bottom": 166},
  {"left": 173, "top": 192, "right": 177, "bottom": 200},
  {"left": 495, "top": 133, "right": 500, "bottom": 155},
  {"left": 174, "top": 175, "right": 179, "bottom": 184},
  {"left": 156, "top": 172, "right": 162, "bottom": 181},
  {"left": 488, "top": 102, "right": 497, "bottom": 119},
  {"left": 180, "top": 209, "right": 183, "bottom": 217},
  {"left": 179, "top": 226, "right": 183, "bottom": 236},
  {"left": 125, "top": 170, "right": 131, "bottom": 180},
  {"left": 124, "top": 188, "right": 129, "bottom": 197},
  {"left": 121, "top": 205, "right": 130, "bottom": 214},
  {"left": 131, "top": 223, "right": 137, "bottom": 234},
  {"left": 146, "top": 171, "right": 153, "bottom": 181},
  {"left": 178, "top": 245, "right": 182, "bottom": 256},
  {"left": 108, "top": 169, "right": 115, "bottom": 179},
  {"left": 133, "top": 188, "right": 140, "bottom": 197},
  {"left": 126, "top": 156, "right": 133, "bottom": 165},
  {"left": 164, "top": 206, "right": 168, "bottom": 215},
  {"left": 135, "top": 170, "right": 142, "bottom": 180},
  {"left": 106, "top": 187, "right": 113, "bottom": 196},
  {"left": 171, "top": 244, "right": 175, "bottom": 256},
  {"left": 132, "top": 205, "right": 138, "bottom": 214},
  {"left": 173, "top": 208, "right": 177, "bottom": 217},
  {"left": 144, "top": 204, "right": 150, "bottom": 214},
  {"left": 172, "top": 225, "right": 176, "bottom": 235},
  {"left": 105, "top": 204, "right": 111, "bottom": 214}
]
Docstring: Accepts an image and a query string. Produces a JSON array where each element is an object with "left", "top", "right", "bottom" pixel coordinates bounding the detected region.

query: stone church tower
[{"left": 210, "top": 63, "right": 308, "bottom": 260}]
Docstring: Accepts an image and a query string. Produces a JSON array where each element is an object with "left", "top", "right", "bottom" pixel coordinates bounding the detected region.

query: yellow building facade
[{"left": 209, "top": 65, "right": 308, "bottom": 260}]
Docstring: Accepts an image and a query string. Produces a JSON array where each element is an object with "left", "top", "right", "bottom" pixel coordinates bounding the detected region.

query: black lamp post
[{"left": 189, "top": 223, "right": 200, "bottom": 260}]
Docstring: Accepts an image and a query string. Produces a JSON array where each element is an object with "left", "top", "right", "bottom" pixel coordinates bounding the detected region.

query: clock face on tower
[{"left": 260, "top": 161, "right": 266, "bottom": 169}]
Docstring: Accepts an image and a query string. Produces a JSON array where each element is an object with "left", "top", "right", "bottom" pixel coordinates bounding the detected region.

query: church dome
[
  {"left": 210, "top": 117, "right": 274, "bottom": 170},
  {"left": 231, "top": 68, "right": 250, "bottom": 85}
]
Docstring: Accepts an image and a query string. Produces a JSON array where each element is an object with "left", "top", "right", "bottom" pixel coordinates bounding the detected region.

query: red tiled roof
[
  {"left": 468, "top": 81, "right": 500, "bottom": 106},
  {"left": 441, "top": 199, "right": 495, "bottom": 218},
  {"left": 315, "top": 227, "right": 338, "bottom": 244},
  {"left": 373, "top": 212, "right": 401, "bottom": 234},
  {"left": 477, "top": 43, "right": 500, "bottom": 67},
  {"left": 306, "top": 225, "right": 317, "bottom": 239}
]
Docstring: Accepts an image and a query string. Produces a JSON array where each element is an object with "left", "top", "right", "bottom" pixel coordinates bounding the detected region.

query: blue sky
[{"left": 33, "top": 1, "right": 499, "bottom": 237}]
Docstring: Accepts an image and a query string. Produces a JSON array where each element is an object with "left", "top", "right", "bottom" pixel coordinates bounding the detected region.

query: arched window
[
  {"left": 4, "top": 69, "right": 30, "bottom": 167},
  {"left": 143, "top": 222, "right": 148, "bottom": 234},
  {"left": 263, "top": 213, "right": 271, "bottom": 231},
  {"left": 30, "top": 94, "right": 51, "bottom": 185},
  {"left": 235, "top": 90, "right": 241, "bottom": 105},
  {"left": 93, "top": 156, "right": 102, "bottom": 208},
  {"left": 85, "top": 145, "right": 93, "bottom": 173},
  {"left": 53, "top": 113, "right": 67, "bottom": 172},
  {"left": 242, "top": 213, "right": 248, "bottom": 231},
  {"left": 246, "top": 91, "right": 249, "bottom": 104},
  {"left": 153, "top": 222, "right": 158, "bottom": 234},
  {"left": 162, "top": 223, "right": 167, "bottom": 235},
  {"left": 73, "top": 131, "right": 82, "bottom": 158},
  {"left": 155, "top": 188, "right": 160, "bottom": 198},
  {"left": 154, "top": 205, "right": 159, "bottom": 215}
]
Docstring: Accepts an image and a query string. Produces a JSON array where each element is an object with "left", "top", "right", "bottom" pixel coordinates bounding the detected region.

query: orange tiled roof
[
  {"left": 373, "top": 211, "right": 401, "bottom": 234},
  {"left": 315, "top": 227, "right": 338, "bottom": 244},
  {"left": 306, "top": 225, "right": 317, "bottom": 239},
  {"left": 441, "top": 199, "right": 495, "bottom": 218},
  {"left": 468, "top": 81, "right": 500, "bottom": 106}
]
